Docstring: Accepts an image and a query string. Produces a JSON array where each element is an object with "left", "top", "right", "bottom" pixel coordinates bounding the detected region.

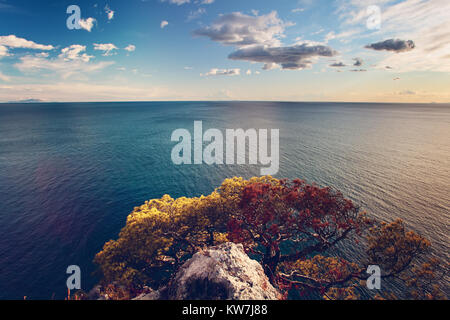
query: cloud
[
  {"left": 79, "top": 17, "right": 96, "bottom": 32},
  {"left": 187, "top": 8, "right": 206, "bottom": 21},
  {"left": 365, "top": 39, "right": 415, "bottom": 52},
  {"left": 194, "top": 11, "right": 336, "bottom": 71},
  {"left": 0, "top": 2, "right": 16, "bottom": 11},
  {"left": 349, "top": 69, "right": 367, "bottom": 72},
  {"left": 0, "top": 71, "right": 10, "bottom": 82},
  {"left": 15, "top": 45, "right": 113, "bottom": 79},
  {"left": 60, "top": 45, "right": 93, "bottom": 62},
  {"left": 124, "top": 44, "right": 136, "bottom": 52},
  {"left": 0, "top": 45, "right": 9, "bottom": 57},
  {"left": 291, "top": 8, "right": 305, "bottom": 13},
  {"left": 161, "top": 0, "right": 190, "bottom": 5},
  {"left": 0, "top": 35, "right": 54, "bottom": 50},
  {"left": 330, "top": 62, "right": 346, "bottom": 67},
  {"left": 0, "top": 82, "right": 170, "bottom": 102},
  {"left": 105, "top": 5, "right": 114, "bottom": 20},
  {"left": 93, "top": 43, "right": 118, "bottom": 56},
  {"left": 246, "top": 69, "right": 251, "bottom": 75},
  {"left": 341, "top": 0, "right": 450, "bottom": 72},
  {"left": 324, "top": 29, "right": 360, "bottom": 43},
  {"left": 160, "top": 20, "right": 169, "bottom": 29},
  {"left": 336, "top": 0, "right": 396, "bottom": 25},
  {"left": 199, "top": 0, "right": 214, "bottom": 4},
  {"left": 193, "top": 11, "right": 289, "bottom": 47},
  {"left": 201, "top": 68, "right": 240, "bottom": 76},
  {"left": 398, "top": 90, "right": 415, "bottom": 95},
  {"left": 353, "top": 57, "right": 363, "bottom": 66},
  {"left": 228, "top": 43, "right": 337, "bottom": 70}
]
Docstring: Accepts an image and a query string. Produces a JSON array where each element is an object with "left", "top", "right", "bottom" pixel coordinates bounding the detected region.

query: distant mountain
[{"left": 7, "top": 99, "right": 45, "bottom": 103}]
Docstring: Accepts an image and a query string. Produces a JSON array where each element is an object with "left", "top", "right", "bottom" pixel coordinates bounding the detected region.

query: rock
[
  {"left": 133, "top": 287, "right": 161, "bottom": 300},
  {"left": 167, "top": 242, "right": 280, "bottom": 300},
  {"left": 87, "top": 285, "right": 102, "bottom": 300}
]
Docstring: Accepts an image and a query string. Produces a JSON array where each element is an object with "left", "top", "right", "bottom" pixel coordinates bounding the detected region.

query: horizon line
[{"left": 1, "top": 100, "right": 449, "bottom": 105}]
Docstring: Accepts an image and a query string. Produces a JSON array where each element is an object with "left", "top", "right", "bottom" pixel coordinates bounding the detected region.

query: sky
[{"left": 0, "top": 0, "right": 449, "bottom": 102}]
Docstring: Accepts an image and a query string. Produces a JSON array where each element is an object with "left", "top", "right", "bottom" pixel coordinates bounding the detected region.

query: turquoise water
[{"left": 0, "top": 102, "right": 449, "bottom": 299}]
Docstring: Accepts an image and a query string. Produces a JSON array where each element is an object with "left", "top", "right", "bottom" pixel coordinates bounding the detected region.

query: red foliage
[{"left": 227, "top": 179, "right": 369, "bottom": 281}]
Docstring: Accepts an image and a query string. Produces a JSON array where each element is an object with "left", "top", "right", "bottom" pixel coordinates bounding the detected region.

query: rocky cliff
[{"left": 134, "top": 242, "right": 280, "bottom": 300}]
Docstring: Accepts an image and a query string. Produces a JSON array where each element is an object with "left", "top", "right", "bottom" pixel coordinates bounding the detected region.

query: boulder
[
  {"left": 167, "top": 242, "right": 280, "bottom": 300},
  {"left": 133, "top": 287, "right": 161, "bottom": 300}
]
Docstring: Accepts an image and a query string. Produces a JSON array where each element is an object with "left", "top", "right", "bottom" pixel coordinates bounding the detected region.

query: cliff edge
[{"left": 134, "top": 242, "right": 280, "bottom": 300}]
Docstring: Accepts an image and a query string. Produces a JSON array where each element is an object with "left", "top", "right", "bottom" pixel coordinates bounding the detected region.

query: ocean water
[{"left": 0, "top": 101, "right": 449, "bottom": 299}]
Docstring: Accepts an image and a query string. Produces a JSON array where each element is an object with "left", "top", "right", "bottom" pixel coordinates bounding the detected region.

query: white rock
[{"left": 168, "top": 242, "right": 280, "bottom": 300}]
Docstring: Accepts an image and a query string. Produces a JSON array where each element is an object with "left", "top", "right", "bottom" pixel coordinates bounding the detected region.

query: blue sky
[{"left": 0, "top": 0, "right": 449, "bottom": 102}]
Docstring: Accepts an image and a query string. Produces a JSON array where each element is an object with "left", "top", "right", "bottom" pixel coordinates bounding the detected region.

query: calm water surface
[{"left": 0, "top": 102, "right": 449, "bottom": 299}]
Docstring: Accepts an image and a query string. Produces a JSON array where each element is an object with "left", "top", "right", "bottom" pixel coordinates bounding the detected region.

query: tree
[
  {"left": 94, "top": 176, "right": 275, "bottom": 289},
  {"left": 227, "top": 179, "right": 371, "bottom": 281},
  {"left": 227, "top": 179, "right": 446, "bottom": 299},
  {"left": 94, "top": 193, "right": 226, "bottom": 289},
  {"left": 94, "top": 176, "right": 446, "bottom": 300}
]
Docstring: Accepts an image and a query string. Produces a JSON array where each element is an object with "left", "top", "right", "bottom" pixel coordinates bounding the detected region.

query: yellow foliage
[{"left": 94, "top": 176, "right": 280, "bottom": 288}]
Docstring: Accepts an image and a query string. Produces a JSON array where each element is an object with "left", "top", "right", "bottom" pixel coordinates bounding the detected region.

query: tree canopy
[{"left": 94, "top": 176, "right": 447, "bottom": 300}]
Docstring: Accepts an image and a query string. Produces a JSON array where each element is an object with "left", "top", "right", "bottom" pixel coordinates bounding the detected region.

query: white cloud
[
  {"left": 0, "top": 71, "right": 10, "bottom": 82},
  {"left": 201, "top": 68, "right": 241, "bottom": 76},
  {"left": 162, "top": 0, "right": 190, "bottom": 5},
  {"left": 246, "top": 69, "right": 252, "bottom": 75},
  {"left": 324, "top": 29, "right": 360, "bottom": 43},
  {"left": 187, "top": 8, "right": 206, "bottom": 21},
  {"left": 339, "top": 0, "right": 450, "bottom": 72},
  {"left": 105, "top": 5, "right": 114, "bottom": 20},
  {"left": 194, "top": 11, "right": 291, "bottom": 47},
  {"left": 161, "top": 20, "right": 169, "bottom": 29},
  {"left": 291, "top": 8, "right": 305, "bottom": 13},
  {"left": 0, "top": 45, "right": 9, "bottom": 57},
  {"left": 0, "top": 35, "right": 54, "bottom": 50},
  {"left": 15, "top": 45, "right": 113, "bottom": 79},
  {"left": 59, "top": 45, "right": 93, "bottom": 62},
  {"left": 124, "top": 44, "right": 136, "bottom": 52},
  {"left": 93, "top": 43, "right": 118, "bottom": 56},
  {"left": 194, "top": 11, "right": 338, "bottom": 71},
  {"left": 79, "top": 17, "right": 96, "bottom": 32}
]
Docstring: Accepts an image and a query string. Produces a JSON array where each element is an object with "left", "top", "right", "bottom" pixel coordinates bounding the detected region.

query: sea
[{"left": 0, "top": 101, "right": 448, "bottom": 299}]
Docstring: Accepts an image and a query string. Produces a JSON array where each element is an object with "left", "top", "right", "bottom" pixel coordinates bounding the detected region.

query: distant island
[{"left": 7, "top": 99, "right": 45, "bottom": 103}]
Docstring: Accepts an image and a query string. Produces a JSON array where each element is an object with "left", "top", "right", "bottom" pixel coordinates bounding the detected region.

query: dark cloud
[
  {"left": 228, "top": 44, "right": 337, "bottom": 70},
  {"left": 350, "top": 69, "right": 367, "bottom": 72},
  {"left": 330, "top": 62, "right": 346, "bottom": 67},
  {"left": 365, "top": 39, "right": 415, "bottom": 52},
  {"left": 353, "top": 57, "right": 363, "bottom": 66}
]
